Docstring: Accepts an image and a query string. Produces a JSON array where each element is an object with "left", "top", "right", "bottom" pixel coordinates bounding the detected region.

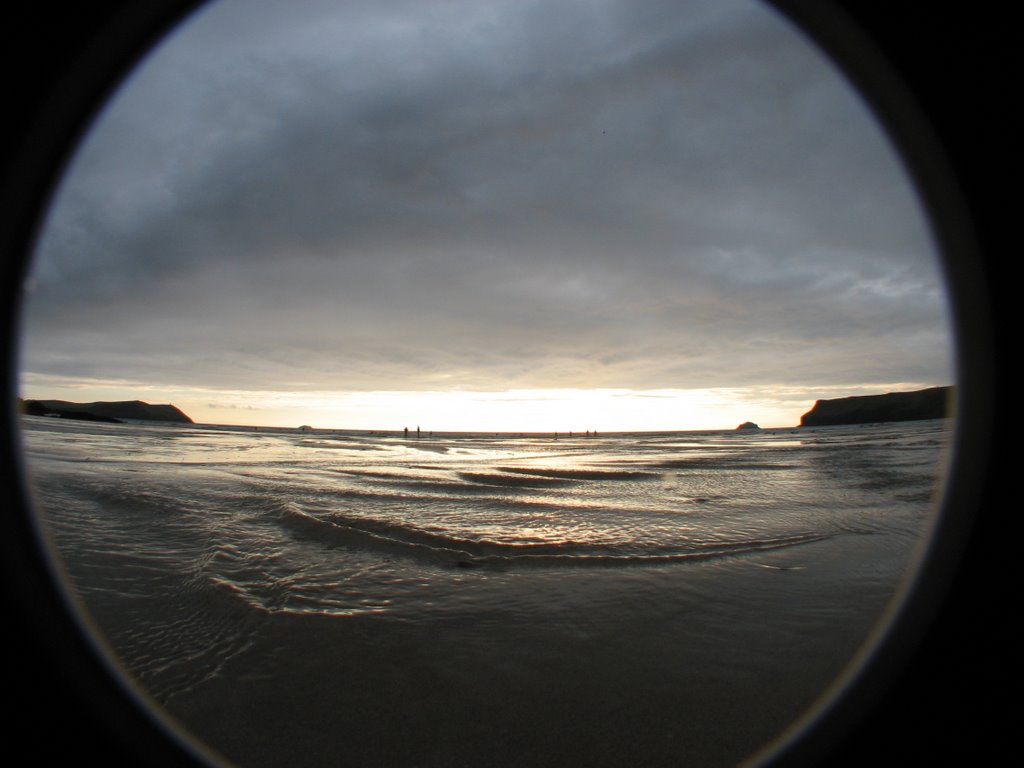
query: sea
[{"left": 19, "top": 415, "right": 952, "bottom": 767}]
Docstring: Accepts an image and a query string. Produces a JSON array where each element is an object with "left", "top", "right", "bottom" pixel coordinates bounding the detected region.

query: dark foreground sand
[{"left": 143, "top": 532, "right": 915, "bottom": 767}]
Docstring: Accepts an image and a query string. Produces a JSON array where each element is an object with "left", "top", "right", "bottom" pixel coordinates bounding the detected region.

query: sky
[{"left": 18, "top": 0, "right": 953, "bottom": 431}]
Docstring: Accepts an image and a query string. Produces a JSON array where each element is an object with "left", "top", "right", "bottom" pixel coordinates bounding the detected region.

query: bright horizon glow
[
  {"left": 18, "top": 0, "right": 954, "bottom": 433},
  {"left": 19, "top": 375, "right": 947, "bottom": 432}
]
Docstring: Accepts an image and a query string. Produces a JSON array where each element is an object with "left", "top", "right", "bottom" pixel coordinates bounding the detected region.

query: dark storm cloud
[{"left": 21, "top": 0, "right": 952, "bottom": 393}]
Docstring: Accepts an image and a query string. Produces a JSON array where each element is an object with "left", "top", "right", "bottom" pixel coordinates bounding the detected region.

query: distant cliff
[
  {"left": 799, "top": 386, "right": 953, "bottom": 427},
  {"left": 18, "top": 399, "right": 194, "bottom": 424}
]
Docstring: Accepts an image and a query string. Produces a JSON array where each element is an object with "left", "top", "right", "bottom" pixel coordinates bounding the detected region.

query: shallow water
[{"left": 21, "top": 417, "right": 950, "bottom": 766}]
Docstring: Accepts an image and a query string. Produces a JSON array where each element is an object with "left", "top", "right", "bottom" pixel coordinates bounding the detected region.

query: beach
[
  {"left": 156, "top": 534, "right": 903, "bottom": 767},
  {"left": 21, "top": 417, "right": 949, "bottom": 766}
]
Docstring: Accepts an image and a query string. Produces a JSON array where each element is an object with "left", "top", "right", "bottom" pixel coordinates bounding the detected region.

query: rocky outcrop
[
  {"left": 18, "top": 399, "right": 194, "bottom": 424},
  {"left": 736, "top": 421, "right": 759, "bottom": 430},
  {"left": 799, "top": 386, "right": 952, "bottom": 427}
]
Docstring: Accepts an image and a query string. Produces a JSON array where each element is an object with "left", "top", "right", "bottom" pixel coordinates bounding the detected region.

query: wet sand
[{"left": 147, "top": 532, "right": 912, "bottom": 767}]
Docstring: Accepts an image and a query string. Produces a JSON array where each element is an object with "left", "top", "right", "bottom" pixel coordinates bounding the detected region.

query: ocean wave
[
  {"left": 456, "top": 471, "right": 577, "bottom": 488},
  {"left": 495, "top": 467, "right": 661, "bottom": 481},
  {"left": 452, "top": 532, "right": 833, "bottom": 569},
  {"left": 274, "top": 502, "right": 831, "bottom": 570}
]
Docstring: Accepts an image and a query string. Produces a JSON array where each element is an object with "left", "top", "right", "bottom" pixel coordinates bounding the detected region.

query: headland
[
  {"left": 799, "top": 386, "right": 952, "bottom": 427},
  {"left": 17, "top": 398, "right": 193, "bottom": 424}
]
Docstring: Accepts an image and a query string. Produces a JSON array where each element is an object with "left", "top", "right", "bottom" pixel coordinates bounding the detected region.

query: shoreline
[
  {"left": 20, "top": 410, "right": 953, "bottom": 439},
  {"left": 23, "top": 416, "right": 942, "bottom": 767}
]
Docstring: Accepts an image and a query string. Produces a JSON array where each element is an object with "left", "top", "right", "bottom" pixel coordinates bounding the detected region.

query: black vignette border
[
  {"left": 1, "top": 1, "right": 1011, "bottom": 766},
  {"left": 1, "top": 3, "right": 213, "bottom": 766},
  {"left": 763, "top": 1, "right": 1010, "bottom": 764}
]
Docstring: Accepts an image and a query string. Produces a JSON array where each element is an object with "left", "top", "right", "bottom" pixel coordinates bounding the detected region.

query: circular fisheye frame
[{"left": 1, "top": 2, "right": 1001, "bottom": 767}]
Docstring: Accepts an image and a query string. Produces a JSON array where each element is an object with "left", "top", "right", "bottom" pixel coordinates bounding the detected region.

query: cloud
[{"left": 20, "top": 0, "right": 952, "bottom": 401}]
